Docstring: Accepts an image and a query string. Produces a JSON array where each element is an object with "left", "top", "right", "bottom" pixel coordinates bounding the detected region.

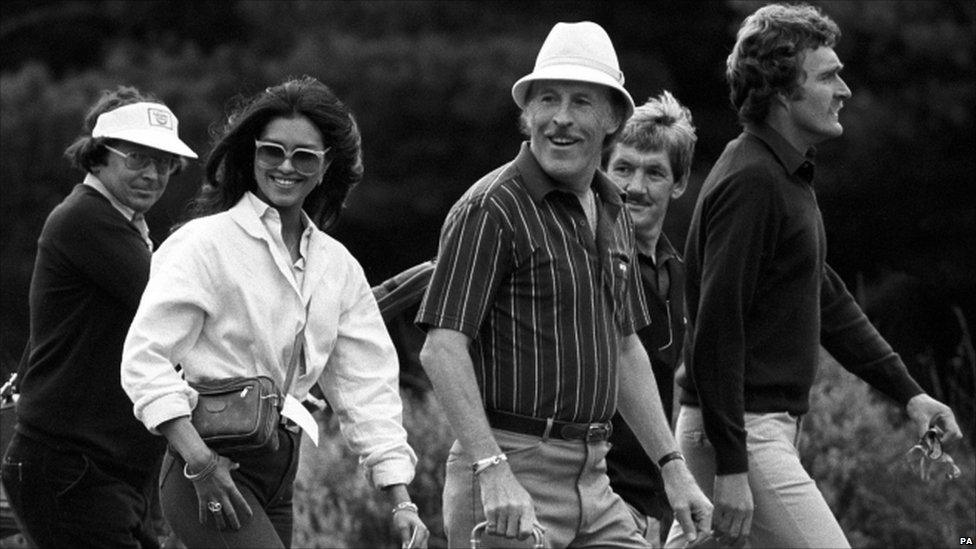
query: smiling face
[
  {"left": 606, "top": 144, "right": 685, "bottom": 248},
  {"left": 785, "top": 46, "right": 851, "bottom": 148},
  {"left": 523, "top": 80, "right": 620, "bottom": 192},
  {"left": 252, "top": 115, "right": 331, "bottom": 216},
  {"left": 96, "top": 141, "right": 174, "bottom": 213}
]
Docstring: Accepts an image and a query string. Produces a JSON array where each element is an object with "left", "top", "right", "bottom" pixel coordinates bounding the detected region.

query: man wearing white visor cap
[
  {"left": 418, "top": 21, "right": 712, "bottom": 548},
  {"left": 2, "top": 86, "right": 196, "bottom": 548}
]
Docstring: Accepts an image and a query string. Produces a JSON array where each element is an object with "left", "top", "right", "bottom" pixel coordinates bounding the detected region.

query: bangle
[
  {"left": 183, "top": 450, "right": 219, "bottom": 482},
  {"left": 392, "top": 501, "right": 419, "bottom": 516},
  {"left": 472, "top": 453, "right": 507, "bottom": 475},
  {"left": 657, "top": 451, "right": 685, "bottom": 469}
]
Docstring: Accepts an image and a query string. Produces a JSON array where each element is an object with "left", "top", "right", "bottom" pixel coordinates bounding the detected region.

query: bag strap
[
  {"left": 282, "top": 325, "right": 304, "bottom": 397},
  {"left": 281, "top": 300, "right": 310, "bottom": 398}
]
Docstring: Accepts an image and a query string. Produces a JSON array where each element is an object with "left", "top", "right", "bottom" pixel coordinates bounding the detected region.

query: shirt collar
[
  {"left": 743, "top": 123, "right": 817, "bottom": 183},
  {"left": 639, "top": 233, "right": 680, "bottom": 266},
  {"left": 513, "top": 141, "right": 624, "bottom": 211},
  {"left": 84, "top": 173, "right": 139, "bottom": 221},
  {"left": 243, "top": 191, "right": 313, "bottom": 235}
]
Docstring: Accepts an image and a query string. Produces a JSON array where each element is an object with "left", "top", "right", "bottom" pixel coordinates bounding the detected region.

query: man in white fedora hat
[
  {"left": 3, "top": 85, "right": 196, "bottom": 548},
  {"left": 418, "top": 21, "right": 712, "bottom": 548}
]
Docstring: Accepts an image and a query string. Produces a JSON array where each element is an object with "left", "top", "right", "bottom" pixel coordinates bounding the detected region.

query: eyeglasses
[
  {"left": 254, "top": 140, "right": 329, "bottom": 176},
  {"left": 104, "top": 145, "right": 181, "bottom": 175}
]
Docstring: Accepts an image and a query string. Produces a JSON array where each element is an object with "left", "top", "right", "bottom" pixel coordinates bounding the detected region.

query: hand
[
  {"left": 711, "top": 473, "right": 752, "bottom": 546},
  {"left": 477, "top": 461, "right": 539, "bottom": 540},
  {"left": 189, "top": 453, "right": 252, "bottom": 530},
  {"left": 392, "top": 506, "right": 429, "bottom": 549},
  {"left": 661, "top": 459, "right": 713, "bottom": 544},
  {"left": 906, "top": 393, "right": 962, "bottom": 443}
]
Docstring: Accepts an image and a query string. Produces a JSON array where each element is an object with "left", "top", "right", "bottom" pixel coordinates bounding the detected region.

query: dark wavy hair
[
  {"left": 63, "top": 86, "right": 162, "bottom": 173},
  {"left": 727, "top": 3, "right": 840, "bottom": 125},
  {"left": 184, "top": 76, "right": 363, "bottom": 230}
]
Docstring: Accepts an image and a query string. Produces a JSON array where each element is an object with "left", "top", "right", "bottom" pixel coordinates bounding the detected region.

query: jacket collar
[{"left": 228, "top": 193, "right": 325, "bottom": 304}]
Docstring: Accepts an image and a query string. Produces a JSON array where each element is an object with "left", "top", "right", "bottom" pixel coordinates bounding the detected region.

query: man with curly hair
[{"left": 668, "top": 4, "right": 962, "bottom": 547}]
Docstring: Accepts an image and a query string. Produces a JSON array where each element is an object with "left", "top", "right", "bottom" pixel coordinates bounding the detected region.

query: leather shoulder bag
[{"left": 190, "top": 323, "right": 306, "bottom": 454}]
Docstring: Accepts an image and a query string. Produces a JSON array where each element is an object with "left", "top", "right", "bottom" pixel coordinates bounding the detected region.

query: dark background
[{"left": 2, "top": 1, "right": 974, "bottom": 430}]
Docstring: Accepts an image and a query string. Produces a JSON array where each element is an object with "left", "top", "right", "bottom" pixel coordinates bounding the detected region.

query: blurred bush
[
  {"left": 293, "top": 390, "right": 452, "bottom": 548},
  {"left": 803, "top": 350, "right": 975, "bottom": 547}
]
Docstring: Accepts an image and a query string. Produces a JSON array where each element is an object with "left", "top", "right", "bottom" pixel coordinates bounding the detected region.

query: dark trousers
[
  {"left": 1, "top": 432, "right": 159, "bottom": 549},
  {"left": 159, "top": 426, "right": 301, "bottom": 548}
]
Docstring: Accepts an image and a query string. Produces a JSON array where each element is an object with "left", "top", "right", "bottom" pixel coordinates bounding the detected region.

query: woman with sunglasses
[
  {"left": 120, "top": 76, "right": 428, "bottom": 548},
  {"left": 1, "top": 85, "right": 196, "bottom": 548}
]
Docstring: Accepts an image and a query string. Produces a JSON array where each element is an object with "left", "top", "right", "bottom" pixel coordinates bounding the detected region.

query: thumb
[{"left": 937, "top": 413, "right": 963, "bottom": 442}]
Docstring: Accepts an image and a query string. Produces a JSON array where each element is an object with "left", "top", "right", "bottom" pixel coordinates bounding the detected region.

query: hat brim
[
  {"left": 103, "top": 129, "right": 198, "bottom": 159},
  {"left": 512, "top": 64, "right": 635, "bottom": 121}
]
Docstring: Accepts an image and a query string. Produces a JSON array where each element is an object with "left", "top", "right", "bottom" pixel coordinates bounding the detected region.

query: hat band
[{"left": 536, "top": 55, "right": 623, "bottom": 84}]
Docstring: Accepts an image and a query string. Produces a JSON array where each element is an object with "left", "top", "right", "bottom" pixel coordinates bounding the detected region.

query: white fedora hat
[
  {"left": 512, "top": 21, "right": 635, "bottom": 120},
  {"left": 92, "top": 102, "right": 198, "bottom": 158}
]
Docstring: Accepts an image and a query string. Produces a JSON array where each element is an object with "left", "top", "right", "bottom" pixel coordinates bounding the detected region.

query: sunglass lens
[
  {"left": 124, "top": 152, "right": 152, "bottom": 171},
  {"left": 291, "top": 151, "right": 321, "bottom": 174},
  {"left": 256, "top": 144, "right": 286, "bottom": 167}
]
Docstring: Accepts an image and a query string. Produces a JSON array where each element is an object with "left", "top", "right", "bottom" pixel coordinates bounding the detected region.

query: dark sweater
[
  {"left": 677, "top": 123, "right": 923, "bottom": 475},
  {"left": 16, "top": 184, "right": 165, "bottom": 481}
]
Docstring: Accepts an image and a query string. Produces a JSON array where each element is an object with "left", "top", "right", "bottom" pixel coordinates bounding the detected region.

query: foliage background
[{"left": 1, "top": 1, "right": 974, "bottom": 547}]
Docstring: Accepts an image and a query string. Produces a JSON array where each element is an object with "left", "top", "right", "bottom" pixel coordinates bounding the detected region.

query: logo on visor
[{"left": 147, "top": 108, "right": 174, "bottom": 130}]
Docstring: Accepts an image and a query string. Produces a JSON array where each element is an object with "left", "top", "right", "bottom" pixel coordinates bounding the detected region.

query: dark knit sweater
[
  {"left": 677, "top": 123, "right": 923, "bottom": 475},
  {"left": 16, "top": 184, "right": 165, "bottom": 481}
]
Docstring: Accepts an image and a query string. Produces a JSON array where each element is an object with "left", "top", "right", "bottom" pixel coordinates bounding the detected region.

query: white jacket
[{"left": 122, "top": 193, "right": 416, "bottom": 487}]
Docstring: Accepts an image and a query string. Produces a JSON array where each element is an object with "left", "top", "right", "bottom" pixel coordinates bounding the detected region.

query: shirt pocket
[{"left": 609, "top": 251, "right": 633, "bottom": 327}]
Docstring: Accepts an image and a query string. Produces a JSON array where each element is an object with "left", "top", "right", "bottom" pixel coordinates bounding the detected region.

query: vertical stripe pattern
[{"left": 418, "top": 144, "right": 650, "bottom": 423}]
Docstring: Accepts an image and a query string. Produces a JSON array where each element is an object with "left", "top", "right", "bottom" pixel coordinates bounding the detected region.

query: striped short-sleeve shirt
[{"left": 417, "top": 143, "right": 650, "bottom": 423}]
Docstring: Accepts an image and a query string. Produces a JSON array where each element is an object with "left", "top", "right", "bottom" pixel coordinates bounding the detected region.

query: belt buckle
[{"left": 585, "top": 423, "right": 609, "bottom": 441}]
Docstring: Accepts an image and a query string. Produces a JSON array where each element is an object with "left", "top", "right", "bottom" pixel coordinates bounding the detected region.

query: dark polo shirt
[
  {"left": 418, "top": 142, "right": 650, "bottom": 423},
  {"left": 607, "top": 234, "right": 686, "bottom": 519},
  {"left": 678, "top": 123, "right": 923, "bottom": 475}
]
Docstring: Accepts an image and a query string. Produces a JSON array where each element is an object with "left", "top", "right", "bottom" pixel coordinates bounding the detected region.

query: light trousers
[
  {"left": 664, "top": 406, "right": 850, "bottom": 549},
  {"left": 443, "top": 428, "right": 649, "bottom": 548}
]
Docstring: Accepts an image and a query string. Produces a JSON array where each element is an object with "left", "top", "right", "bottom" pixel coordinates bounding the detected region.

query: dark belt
[{"left": 486, "top": 409, "right": 612, "bottom": 442}]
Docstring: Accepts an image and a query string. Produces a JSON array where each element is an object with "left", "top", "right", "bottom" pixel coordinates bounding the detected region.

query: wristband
[
  {"left": 472, "top": 453, "right": 508, "bottom": 475},
  {"left": 183, "top": 450, "right": 219, "bottom": 482},
  {"left": 392, "top": 501, "right": 419, "bottom": 516},
  {"left": 657, "top": 451, "right": 685, "bottom": 469}
]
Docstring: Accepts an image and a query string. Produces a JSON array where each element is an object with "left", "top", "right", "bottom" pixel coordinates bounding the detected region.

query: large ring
[{"left": 207, "top": 501, "right": 222, "bottom": 513}]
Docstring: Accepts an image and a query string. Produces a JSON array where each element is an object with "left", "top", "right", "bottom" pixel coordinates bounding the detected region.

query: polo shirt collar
[
  {"left": 83, "top": 173, "right": 138, "bottom": 222},
  {"left": 744, "top": 123, "right": 817, "bottom": 183},
  {"left": 656, "top": 233, "right": 679, "bottom": 264},
  {"left": 514, "top": 141, "right": 624, "bottom": 212},
  {"left": 638, "top": 232, "right": 680, "bottom": 266}
]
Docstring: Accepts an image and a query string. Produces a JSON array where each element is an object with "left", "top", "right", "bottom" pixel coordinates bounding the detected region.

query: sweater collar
[{"left": 744, "top": 123, "right": 817, "bottom": 183}]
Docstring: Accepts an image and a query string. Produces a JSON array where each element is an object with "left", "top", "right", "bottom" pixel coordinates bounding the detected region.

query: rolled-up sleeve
[
  {"left": 121, "top": 227, "right": 213, "bottom": 433},
  {"left": 320, "top": 265, "right": 417, "bottom": 488}
]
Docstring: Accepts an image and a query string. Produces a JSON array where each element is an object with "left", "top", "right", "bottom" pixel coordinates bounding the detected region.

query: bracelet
[
  {"left": 392, "top": 501, "right": 419, "bottom": 516},
  {"left": 657, "top": 451, "right": 685, "bottom": 469},
  {"left": 472, "top": 453, "right": 508, "bottom": 476},
  {"left": 183, "top": 450, "right": 219, "bottom": 482}
]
